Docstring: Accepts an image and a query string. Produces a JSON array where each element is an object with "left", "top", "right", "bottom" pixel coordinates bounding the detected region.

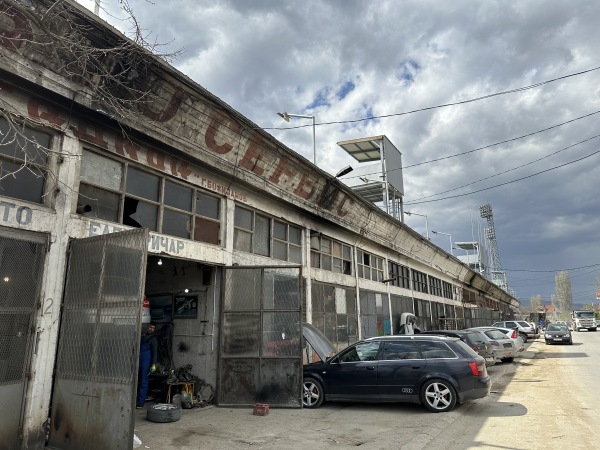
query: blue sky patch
[
  {"left": 398, "top": 59, "right": 421, "bottom": 82},
  {"left": 336, "top": 81, "right": 356, "bottom": 100}
]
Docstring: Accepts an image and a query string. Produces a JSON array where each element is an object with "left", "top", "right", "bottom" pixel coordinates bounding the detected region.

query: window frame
[
  {"left": 357, "top": 249, "right": 384, "bottom": 281},
  {"left": 0, "top": 117, "right": 55, "bottom": 206},
  {"left": 388, "top": 261, "right": 411, "bottom": 289},
  {"left": 411, "top": 269, "right": 429, "bottom": 294},
  {"left": 233, "top": 205, "right": 303, "bottom": 263},
  {"left": 310, "top": 234, "right": 353, "bottom": 275},
  {"left": 78, "top": 148, "right": 222, "bottom": 244}
]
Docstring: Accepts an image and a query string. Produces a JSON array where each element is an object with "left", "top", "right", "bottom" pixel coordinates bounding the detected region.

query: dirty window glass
[
  {"left": 81, "top": 150, "right": 122, "bottom": 190},
  {"left": 126, "top": 166, "right": 159, "bottom": 201},
  {"left": 164, "top": 180, "right": 192, "bottom": 211}
]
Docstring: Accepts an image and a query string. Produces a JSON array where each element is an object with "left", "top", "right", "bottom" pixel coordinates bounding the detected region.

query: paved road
[{"left": 134, "top": 332, "right": 600, "bottom": 449}]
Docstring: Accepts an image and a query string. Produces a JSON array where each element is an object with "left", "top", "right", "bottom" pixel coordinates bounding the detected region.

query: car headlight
[{"left": 545, "top": 334, "right": 551, "bottom": 338}]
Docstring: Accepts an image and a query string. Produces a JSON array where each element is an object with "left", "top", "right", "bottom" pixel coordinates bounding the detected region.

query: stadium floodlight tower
[{"left": 480, "top": 203, "right": 509, "bottom": 291}]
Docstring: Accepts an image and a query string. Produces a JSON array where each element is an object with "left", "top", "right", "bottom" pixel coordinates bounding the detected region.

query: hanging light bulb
[{"left": 158, "top": 258, "right": 163, "bottom": 266}]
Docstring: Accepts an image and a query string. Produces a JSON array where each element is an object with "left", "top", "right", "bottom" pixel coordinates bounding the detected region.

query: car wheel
[
  {"left": 420, "top": 379, "right": 457, "bottom": 413},
  {"left": 519, "top": 334, "right": 528, "bottom": 343},
  {"left": 303, "top": 377, "right": 324, "bottom": 408},
  {"left": 501, "top": 357, "right": 514, "bottom": 363},
  {"left": 146, "top": 403, "right": 181, "bottom": 423}
]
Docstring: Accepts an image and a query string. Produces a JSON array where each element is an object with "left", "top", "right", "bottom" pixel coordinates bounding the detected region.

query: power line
[
  {"left": 404, "top": 148, "right": 600, "bottom": 205},
  {"left": 263, "top": 66, "right": 600, "bottom": 130},
  {"left": 505, "top": 263, "right": 600, "bottom": 273},
  {"left": 410, "top": 132, "right": 600, "bottom": 202}
]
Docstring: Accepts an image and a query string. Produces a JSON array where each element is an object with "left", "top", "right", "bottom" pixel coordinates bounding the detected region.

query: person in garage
[{"left": 136, "top": 322, "right": 158, "bottom": 408}]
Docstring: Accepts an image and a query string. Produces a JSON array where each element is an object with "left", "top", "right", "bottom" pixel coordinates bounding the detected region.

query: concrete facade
[{"left": 0, "top": 1, "right": 519, "bottom": 448}]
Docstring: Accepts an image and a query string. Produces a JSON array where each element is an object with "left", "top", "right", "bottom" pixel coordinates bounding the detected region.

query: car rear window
[
  {"left": 417, "top": 341, "right": 457, "bottom": 359},
  {"left": 484, "top": 330, "right": 506, "bottom": 340},
  {"left": 517, "top": 321, "right": 530, "bottom": 327},
  {"left": 466, "top": 331, "right": 486, "bottom": 344},
  {"left": 453, "top": 340, "right": 481, "bottom": 359}
]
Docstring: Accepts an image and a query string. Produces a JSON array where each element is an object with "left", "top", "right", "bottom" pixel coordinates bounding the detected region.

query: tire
[
  {"left": 303, "top": 377, "right": 324, "bottom": 408},
  {"left": 519, "top": 334, "right": 528, "bottom": 343},
  {"left": 501, "top": 357, "right": 514, "bottom": 363},
  {"left": 420, "top": 379, "right": 457, "bottom": 413},
  {"left": 146, "top": 403, "right": 181, "bottom": 423}
]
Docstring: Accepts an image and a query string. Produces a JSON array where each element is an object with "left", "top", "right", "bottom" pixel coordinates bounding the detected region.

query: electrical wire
[
  {"left": 410, "top": 132, "right": 600, "bottom": 202},
  {"left": 404, "top": 147, "right": 600, "bottom": 205},
  {"left": 262, "top": 66, "right": 600, "bottom": 130}
]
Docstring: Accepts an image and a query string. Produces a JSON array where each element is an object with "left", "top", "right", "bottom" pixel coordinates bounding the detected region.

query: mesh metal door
[
  {"left": 0, "top": 229, "right": 47, "bottom": 450},
  {"left": 47, "top": 229, "right": 148, "bottom": 450},
  {"left": 218, "top": 266, "right": 302, "bottom": 407}
]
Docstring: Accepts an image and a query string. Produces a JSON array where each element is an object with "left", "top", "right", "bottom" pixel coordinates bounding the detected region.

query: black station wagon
[{"left": 302, "top": 333, "right": 491, "bottom": 413}]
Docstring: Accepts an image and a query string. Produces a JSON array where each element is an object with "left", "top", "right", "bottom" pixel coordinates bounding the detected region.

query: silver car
[
  {"left": 465, "top": 328, "right": 518, "bottom": 363},
  {"left": 491, "top": 320, "right": 538, "bottom": 342},
  {"left": 489, "top": 326, "right": 525, "bottom": 352}
]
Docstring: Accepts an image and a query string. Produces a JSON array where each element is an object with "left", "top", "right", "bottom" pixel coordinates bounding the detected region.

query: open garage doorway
[{"left": 141, "top": 255, "right": 219, "bottom": 409}]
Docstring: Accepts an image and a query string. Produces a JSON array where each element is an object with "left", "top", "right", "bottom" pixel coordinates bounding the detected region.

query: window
[
  {"left": 78, "top": 150, "right": 221, "bottom": 244},
  {"left": 337, "top": 341, "right": 381, "bottom": 363},
  {"left": 417, "top": 341, "right": 457, "bottom": 359},
  {"left": 412, "top": 270, "right": 428, "bottom": 294},
  {"left": 429, "top": 276, "right": 442, "bottom": 297},
  {"left": 442, "top": 281, "right": 453, "bottom": 300},
  {"left": 0, "top": 117, "right": 50, "bottom": 204},
  {"left": 310, "top": 234, "right": 352, "bottom": 275},
  {"left": 357, "top": 250, "right": 384, "bottom": 281},
  {"left": 381, "top": 341, "right": 421, "bottom": 360},
  {"left": 388, "top": 262, "right": 411, "bottom": 289},
  {"left": 234, "top": 206, "right": 303, "bottom": 262},
  {"left": 273, "top": 220, "right": 302, "bottom": 263}
]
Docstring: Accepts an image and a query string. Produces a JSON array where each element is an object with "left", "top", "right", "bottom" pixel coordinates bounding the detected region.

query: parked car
[
  {"left": 420, "top": 330, "right": 496, "bottom": 366},
  {"left": 544, "top": 323, "right": 573, "bottom": 345},
  {"left": 465, "top": 327, "right": 518, "bottom": 363},
  {"left": 491, "top": 320, "right": 538, "bottom": 342},
  {"left": 302, "top": 334, "right": 491, "bottom": 413},
  {"left": 479, "top": 326, "right": 525, "bottom": 352}
]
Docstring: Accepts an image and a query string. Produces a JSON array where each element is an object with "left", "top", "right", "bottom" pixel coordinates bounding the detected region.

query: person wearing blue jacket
[{"left": 136, "top": 322, "right": 158, "bottom": 408}]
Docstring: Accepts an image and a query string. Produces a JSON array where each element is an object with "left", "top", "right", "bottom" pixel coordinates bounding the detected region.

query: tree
[
  {"left": 555, "top": 271, "right": 573, "bottom": 314},
  {"left": 0, "top": 0, "right": 182, "bottom": 184},
  {"left": 529, "top": 295, "right": 542, "bottom": 311}
]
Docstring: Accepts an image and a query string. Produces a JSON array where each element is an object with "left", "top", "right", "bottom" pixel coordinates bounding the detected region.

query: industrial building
[{"left": 0, "top": 1, "right": 519, "bottom": 449}]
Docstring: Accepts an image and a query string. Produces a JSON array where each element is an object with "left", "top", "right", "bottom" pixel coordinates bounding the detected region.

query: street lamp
[
  {"left": 277, "top": 112, "right": 316, "bottom": 164},
  {"left": 432, "top": 230, "right": 453, "bottom": 255},
  {"left": 405, "top": 211, "right": 429, "bottom": 240}
]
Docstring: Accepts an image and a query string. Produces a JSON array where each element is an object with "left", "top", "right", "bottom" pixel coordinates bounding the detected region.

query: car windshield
[
  {"left": 575, "top": 311, "right": 594, "bottom": 318},
  {"left": 547, "top": 324, "right": 566, "bottom": 331},
  {"left": 517, "top": 321, "right": 531, "bottom": 327}
]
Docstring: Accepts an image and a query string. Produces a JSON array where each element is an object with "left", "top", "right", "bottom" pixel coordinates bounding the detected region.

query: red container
[{"left": 253, "top": 403, "right": 269, "bottom": 416}]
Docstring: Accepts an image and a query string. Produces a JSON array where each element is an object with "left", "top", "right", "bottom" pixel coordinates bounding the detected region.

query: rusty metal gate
[
  {"left": 47, "top": 229, "right": 148, "bottom": 450},
  {"left": 0, "top": 228, "right": 47, "bottom": 450},
  {"left": 218, "top": 266, "right": 302, "bottom": 407}
]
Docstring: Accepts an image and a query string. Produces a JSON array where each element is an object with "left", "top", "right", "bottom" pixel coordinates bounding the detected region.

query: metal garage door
[
  {"left": 0, "top": 228, "right": 47, "bottom": 450},
  {"left": 47, "top": 229, "right": 148, "bottom": 450},
  {"left": 218, "top": 266, "right": 302, "bottom": 407}
]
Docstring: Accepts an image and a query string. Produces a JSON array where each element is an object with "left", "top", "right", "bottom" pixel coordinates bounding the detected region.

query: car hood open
[{"left": 302, "top": 323, "right": 336, "bottom": 361}]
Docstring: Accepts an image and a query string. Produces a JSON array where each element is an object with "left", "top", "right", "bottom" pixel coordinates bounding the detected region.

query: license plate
[{"left": 553, "top": 338, "right": 563, "bottom": 341}]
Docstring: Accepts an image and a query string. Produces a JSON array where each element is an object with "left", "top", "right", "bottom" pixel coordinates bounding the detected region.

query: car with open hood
[{"left": 302, "top": 330, "right": 491, "bottom": 413}]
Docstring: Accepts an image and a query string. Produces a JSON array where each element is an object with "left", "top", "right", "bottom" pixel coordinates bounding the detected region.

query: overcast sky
[{"left": 80, "top": 0, "right": 600, "bottom": 308}]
